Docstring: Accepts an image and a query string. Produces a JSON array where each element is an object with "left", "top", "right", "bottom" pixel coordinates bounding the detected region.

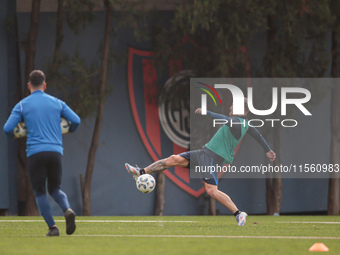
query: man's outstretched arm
[
  {"left": 195, "top": 108, "right": 242, "bottom": 138},
  {"left": 247, "top": 127, "right": 276, "bottom": 162},
  {"left": 195, "top": 108, "right": 230, "bottom": 121}
]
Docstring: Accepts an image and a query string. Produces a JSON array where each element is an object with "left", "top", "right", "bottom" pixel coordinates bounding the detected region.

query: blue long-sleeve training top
[{"left": 3, "top": 90, "right": 81, "bottom": 157}]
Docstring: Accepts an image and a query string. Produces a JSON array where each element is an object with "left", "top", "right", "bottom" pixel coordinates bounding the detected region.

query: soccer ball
[
  {"left": 60, "top": 118, "right": 70, "bottom": 134},
  {"left": 136, "top": 174, "right": 156, "bottom": 193},
  {"left": 13, "top": 122, "right": 27, "bottom": 138}
]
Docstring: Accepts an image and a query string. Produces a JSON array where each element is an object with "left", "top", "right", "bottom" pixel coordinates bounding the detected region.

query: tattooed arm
[
  {"left": 145, "top": 155, "right": 189, "bottom": 174},
  {"left": 145, "top": 160, "right": 168, "bottom": 174}
]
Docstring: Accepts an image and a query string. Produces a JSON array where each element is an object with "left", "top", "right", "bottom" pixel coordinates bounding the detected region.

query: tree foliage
[
  {"left": 46, "top": 0, "right": 147, "bottom": 119},
  {"left": 47, "top": 50, "right": 106, "bottom": 118},
  {"left": 64, "top": 0, "right": 96, "bottom": 34},
  {"left": 152, "top": 0, "right": 268, "bottom": 77},
  {"left": 263, "top": 0, "right": 335, "bottom": 78}
]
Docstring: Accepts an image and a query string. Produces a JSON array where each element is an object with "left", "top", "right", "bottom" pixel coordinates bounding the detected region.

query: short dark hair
[{"left": 29, "top": 70, "right": 45, "bottom": 87}]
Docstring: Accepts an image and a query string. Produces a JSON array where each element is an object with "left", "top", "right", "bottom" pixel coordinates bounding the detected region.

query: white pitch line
[
  {"left": 0, "top": 220, "right": 196, "bottom": 223},
  {"left": 71, "top": 234, "right": 340, "bottom": 240},
  {"left": 277, "top": 221, "right": 340, "bottom": 224}
]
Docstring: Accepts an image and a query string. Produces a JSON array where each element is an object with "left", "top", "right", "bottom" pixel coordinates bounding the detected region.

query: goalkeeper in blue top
[
  {"left": 126, "top": 99, "right": 275, "bottom": 227},
  {"left": 3, "top": 70, "right": 81, "bottom": 236}
]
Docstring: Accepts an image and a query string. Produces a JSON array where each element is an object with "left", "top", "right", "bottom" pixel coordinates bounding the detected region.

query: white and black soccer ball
[
  {"left": 136, "top": 174, "right": 156, "bottom": 193},
  {"left": 60, "top": 117, "right": 70, "bottom": 134},
  {"left": 13, "top": 122, "right": 27, "bottom": 138}
]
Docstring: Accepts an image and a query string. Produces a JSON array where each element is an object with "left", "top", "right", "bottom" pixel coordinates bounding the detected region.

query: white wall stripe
[
  {"left": 39, "top": 234, "right": 340, "bottom": 240},
  {"left": 0, "top": 220, "right": 196, "bottom": 223},
  {"left": 277, "top": 221, "right": 340, "bottom": 224}
]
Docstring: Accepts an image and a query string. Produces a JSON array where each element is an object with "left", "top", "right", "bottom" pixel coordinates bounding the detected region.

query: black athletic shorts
[
  {"left": 178, "top": 146, "right": 225, "bottom": 186},
  {"left": 27, "top": 151, "right": 63, "bottom": 195}
]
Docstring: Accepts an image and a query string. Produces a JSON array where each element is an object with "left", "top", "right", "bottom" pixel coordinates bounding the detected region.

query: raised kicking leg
[
  {"left": 204, "top": 182, "right": 247, "bottom": 226},
  {"left": 125, "top": 155, "right": 188, "bottom": 179}
]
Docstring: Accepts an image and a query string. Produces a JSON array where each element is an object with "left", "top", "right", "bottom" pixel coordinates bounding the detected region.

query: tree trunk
[
  {"left": 265, "top": 158, "right": 273, "bottom": 214},
  {"left": 24, "top": 0, "right": 40, "bottom": 95},
  {"left": 17, "top": 0, "right": 41, "bottom": 216},
  {"left": 265, "top": 14, "right": 278, "bottom": 77},
  {"left": 82, "top": 0, "right": 112, "bottom": 216},
  {"left": 272, "top": 125, "right": 282, "bottom": 214},
  {"left": 328, "top": 26, "right": 340, "bottom": 215},
  {"left": 15, "top": 12, "right": 26, "bottom": 216},
  {"left": 208, "top": 178, "right": 217, "bottom": 215},
  {"left": 266, "top": 125, "right": 282, "bottom": 215},
  {"left": 264, "top": 13, "right": 282, "bottom": 215},
  {"left": 208, "top": 197, "right": 216, "bottom": 215},
  {"left": 17, "top": 139, "right": 29, "bottom": 215},
  {"left": 52, "top": 0, "right": 64, "bottom": 68},
  {"left": 153, "top": 172, "right": 165, "bottom": 215}
]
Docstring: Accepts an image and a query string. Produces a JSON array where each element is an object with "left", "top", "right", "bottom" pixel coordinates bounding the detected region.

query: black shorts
[
  {"left": 178, "top": 147, "right": 225, "bottom": 186},
  {"left": 27, "top": 151, "right": 63, "bottom": 195}
]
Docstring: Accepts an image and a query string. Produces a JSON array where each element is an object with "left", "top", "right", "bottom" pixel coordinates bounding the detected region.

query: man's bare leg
[
  {"left": 125, "top": 155, "right": 188, "bottom": 178},
  {"left": 204, "top": 182, "right": 238, "bottom": 213},
  {"left": 145, "top": 155, "right": 188, "bottom": 174},
  {"left": 204, "top": 182, "right": 247, "bottom": 226}
]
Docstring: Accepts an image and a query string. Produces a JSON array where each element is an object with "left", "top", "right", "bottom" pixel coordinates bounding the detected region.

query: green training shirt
[{"left": 205, "top": 117, "right": 249, "bottom": 164}]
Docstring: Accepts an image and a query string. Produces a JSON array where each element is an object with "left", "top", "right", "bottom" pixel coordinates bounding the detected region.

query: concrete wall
[{"left": 0, "top": 0, "right": 9, "bottom": 211}]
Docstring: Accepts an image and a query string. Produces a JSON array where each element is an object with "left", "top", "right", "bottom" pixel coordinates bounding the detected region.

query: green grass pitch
[{"left": 0, "top": 215, "right": 339, "bottom": 255}]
